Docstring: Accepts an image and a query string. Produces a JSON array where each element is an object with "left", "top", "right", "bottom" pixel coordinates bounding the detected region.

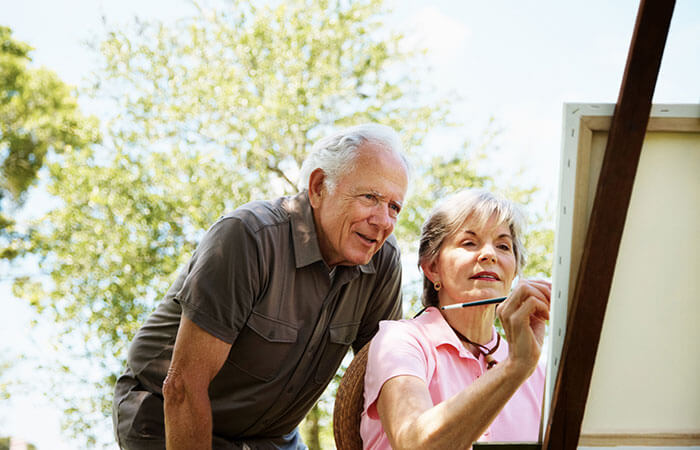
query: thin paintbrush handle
[{"left": 440, "top": 296, "right": 507, "bottom": 310}]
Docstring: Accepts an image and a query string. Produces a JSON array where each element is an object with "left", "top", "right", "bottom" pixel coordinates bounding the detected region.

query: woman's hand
[{"left": 496, "top": 279, "right": 551, "bottom": 374}]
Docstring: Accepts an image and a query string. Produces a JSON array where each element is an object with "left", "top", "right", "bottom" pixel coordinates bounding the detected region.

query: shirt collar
[
  {"left": 285, "top": 191, "right": 375, "bottom": 274},
  {"left": 417, "top": 306, "right": 499, "bottom": 360}
]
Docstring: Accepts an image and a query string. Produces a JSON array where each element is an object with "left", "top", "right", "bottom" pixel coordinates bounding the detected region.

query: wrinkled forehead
[{"left": 345, "top": 146, "right": 409, "bottom": 195}]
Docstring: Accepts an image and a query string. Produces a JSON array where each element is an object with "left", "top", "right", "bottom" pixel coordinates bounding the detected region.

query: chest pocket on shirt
[
  {"left": 313, "top": 321, "right": 360, "bottom": 385},
  {"left": 228, "top": 311, "right": 298, "bottom": 382}
]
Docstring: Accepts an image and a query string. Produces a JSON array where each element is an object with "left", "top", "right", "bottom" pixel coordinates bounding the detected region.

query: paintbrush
[{"left": 439, "top": 296, "right": 507, "bottom": 310}]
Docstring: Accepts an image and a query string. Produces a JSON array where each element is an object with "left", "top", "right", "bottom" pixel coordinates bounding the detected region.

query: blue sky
[{"left": 2, "top": 0, "right": 699, "bottom": 448}]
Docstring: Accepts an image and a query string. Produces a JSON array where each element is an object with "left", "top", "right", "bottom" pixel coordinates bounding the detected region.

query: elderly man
[{"left": 112, "top": 123, "right": 410, "bottom": 449}]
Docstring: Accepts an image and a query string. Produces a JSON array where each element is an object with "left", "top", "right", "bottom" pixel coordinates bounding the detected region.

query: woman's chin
[{"left": 465, "top": 287, "right": 508, "bottom": 300}]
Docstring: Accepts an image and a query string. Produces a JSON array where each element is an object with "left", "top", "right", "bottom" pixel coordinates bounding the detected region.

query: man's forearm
[
  {"left": 163, "top": 379, "right": 213, "bottom": 449},
  {"left": 162, "top": 315, "right": 232, "bottom": 448}
]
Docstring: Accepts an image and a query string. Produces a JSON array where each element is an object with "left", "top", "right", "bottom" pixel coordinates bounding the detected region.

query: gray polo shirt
[{"left": 113, "top": 191, "right": 403, "bottom": 447}]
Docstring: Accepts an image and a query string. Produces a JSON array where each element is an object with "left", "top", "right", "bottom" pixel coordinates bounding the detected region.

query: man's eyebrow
[
  {"left": 368, "top": 190, "right": 403, "bottom": 208},
  {"left": 368, "top": 189, "right": 385, "bottom": 199}
]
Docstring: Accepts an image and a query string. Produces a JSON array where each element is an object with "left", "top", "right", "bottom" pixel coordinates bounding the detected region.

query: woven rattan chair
[{"left": 333, "top": 344, "right": 370, "bottom": 450}]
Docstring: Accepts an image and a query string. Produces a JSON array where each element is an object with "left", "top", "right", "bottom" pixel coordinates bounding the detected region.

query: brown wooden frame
[{"left": 542, "top": 1, "right": 676, "bottom": 449}]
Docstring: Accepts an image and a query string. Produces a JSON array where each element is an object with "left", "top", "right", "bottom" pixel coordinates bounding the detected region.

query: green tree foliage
[
  {"left": 11, "top": 0, "right": 552, "bottom": 446},
  {"left": 0, "top": 437, "right": 37, "bottom": 450},
  {"left": 0, "top": 26, "right": 99, "bottom": 259},
  {"left": 0, "top": 356, "right": 10, "bottom": 402},
  {"left": 522, "top": 214, "right": 554, "bottom": 278}
]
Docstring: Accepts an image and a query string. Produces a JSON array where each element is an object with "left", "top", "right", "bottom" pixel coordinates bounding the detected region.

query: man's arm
[{"left": 162, "top": 315, "right": 231, "bottom": 449}]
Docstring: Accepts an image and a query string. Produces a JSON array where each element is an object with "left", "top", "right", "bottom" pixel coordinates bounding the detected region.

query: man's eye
[
  {"left": 363, "top": 194, "right": 376, "bottom": 201},
  {"left": 389, "top": 204, "right": 401, "bottom": 213}
]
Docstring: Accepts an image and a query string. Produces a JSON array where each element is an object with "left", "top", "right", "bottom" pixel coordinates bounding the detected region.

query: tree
[
  {"left": 11, "top": 0, "right": 552, "bottom": 447},
  {"left": 0, "top": 437, "right": 37, "bottom": 450},
  {"left": 0, "top": 26, "right": 99, "bottom": 260},
  {"left": 0, "top": 355, "right": 10, "bottom": 403}
]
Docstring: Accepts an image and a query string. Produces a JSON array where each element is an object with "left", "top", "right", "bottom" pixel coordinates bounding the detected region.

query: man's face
[{"left": 309, "top": 143, "right": 408, "bottom": 267}]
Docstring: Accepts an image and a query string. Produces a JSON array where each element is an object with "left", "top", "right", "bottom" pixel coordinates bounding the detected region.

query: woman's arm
[{"left": 376, "top": 280, "right": 550, "bottom": 450}]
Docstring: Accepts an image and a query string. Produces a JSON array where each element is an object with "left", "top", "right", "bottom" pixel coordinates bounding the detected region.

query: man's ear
[
  {"left": 308, "top": 168, "right": 326, "bottom": 208},
  {"left": 420, "top": 259, "right": 439, "bottom": 284}
]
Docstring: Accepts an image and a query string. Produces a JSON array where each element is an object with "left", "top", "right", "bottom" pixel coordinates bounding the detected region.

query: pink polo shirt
[{"left": 360, "top": 306, "right": 544, "bottom": 449}]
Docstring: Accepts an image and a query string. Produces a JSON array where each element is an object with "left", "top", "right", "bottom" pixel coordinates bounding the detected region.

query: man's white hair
[{"left": 297, "top": 123, "right": 410, "bottom": 192}]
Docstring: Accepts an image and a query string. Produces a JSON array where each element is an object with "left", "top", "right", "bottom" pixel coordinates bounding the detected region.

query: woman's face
[{"left": 432, "top": 214, "right": 517, "bottom": 306}]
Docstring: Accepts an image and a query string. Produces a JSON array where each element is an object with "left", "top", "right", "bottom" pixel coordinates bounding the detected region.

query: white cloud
[{"left": 400, "top": 6, "right": 471, "bottom": 63}]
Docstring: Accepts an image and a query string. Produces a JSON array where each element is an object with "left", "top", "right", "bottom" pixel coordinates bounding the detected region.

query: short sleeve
[
  {"left": 363, "top": 320, "right": 429, "bottom": 420},
  {"left": 353, "top": 237, "right": 403, "bottom": 353},
  {"left": 175, "top": 216, "right": 261, "bottom": 344}
]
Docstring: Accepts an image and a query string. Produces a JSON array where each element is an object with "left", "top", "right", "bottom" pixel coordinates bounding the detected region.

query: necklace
[{"left": 450, "top": 327, "right": 501, "bottom": 370}]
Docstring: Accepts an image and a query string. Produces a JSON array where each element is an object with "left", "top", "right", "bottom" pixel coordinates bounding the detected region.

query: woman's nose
[{"left": 479, "top": 245, "right": 497, "bottom": 262}]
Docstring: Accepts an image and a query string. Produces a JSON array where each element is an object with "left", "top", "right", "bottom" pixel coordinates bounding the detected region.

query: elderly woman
[{"left": 360, "top": 188, "right": 550, "bottom": 449}]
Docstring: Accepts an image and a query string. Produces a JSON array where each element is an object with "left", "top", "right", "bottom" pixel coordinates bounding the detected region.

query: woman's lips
[{"left": 470, "top": 271, "right": 500, "bottom": 281}]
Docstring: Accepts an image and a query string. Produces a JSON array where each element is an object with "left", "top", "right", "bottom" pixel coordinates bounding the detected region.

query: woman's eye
[
  {"left": 498, "top": 244, "right": 511, "bottom": 251},
  {"left": 462, "top": 241, "right": 475, "bottom": 247}
]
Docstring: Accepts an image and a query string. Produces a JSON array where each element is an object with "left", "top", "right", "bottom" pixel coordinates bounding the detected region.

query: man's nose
[{"left": 368, "top": 204, "right": 394, "bottom": 229}]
